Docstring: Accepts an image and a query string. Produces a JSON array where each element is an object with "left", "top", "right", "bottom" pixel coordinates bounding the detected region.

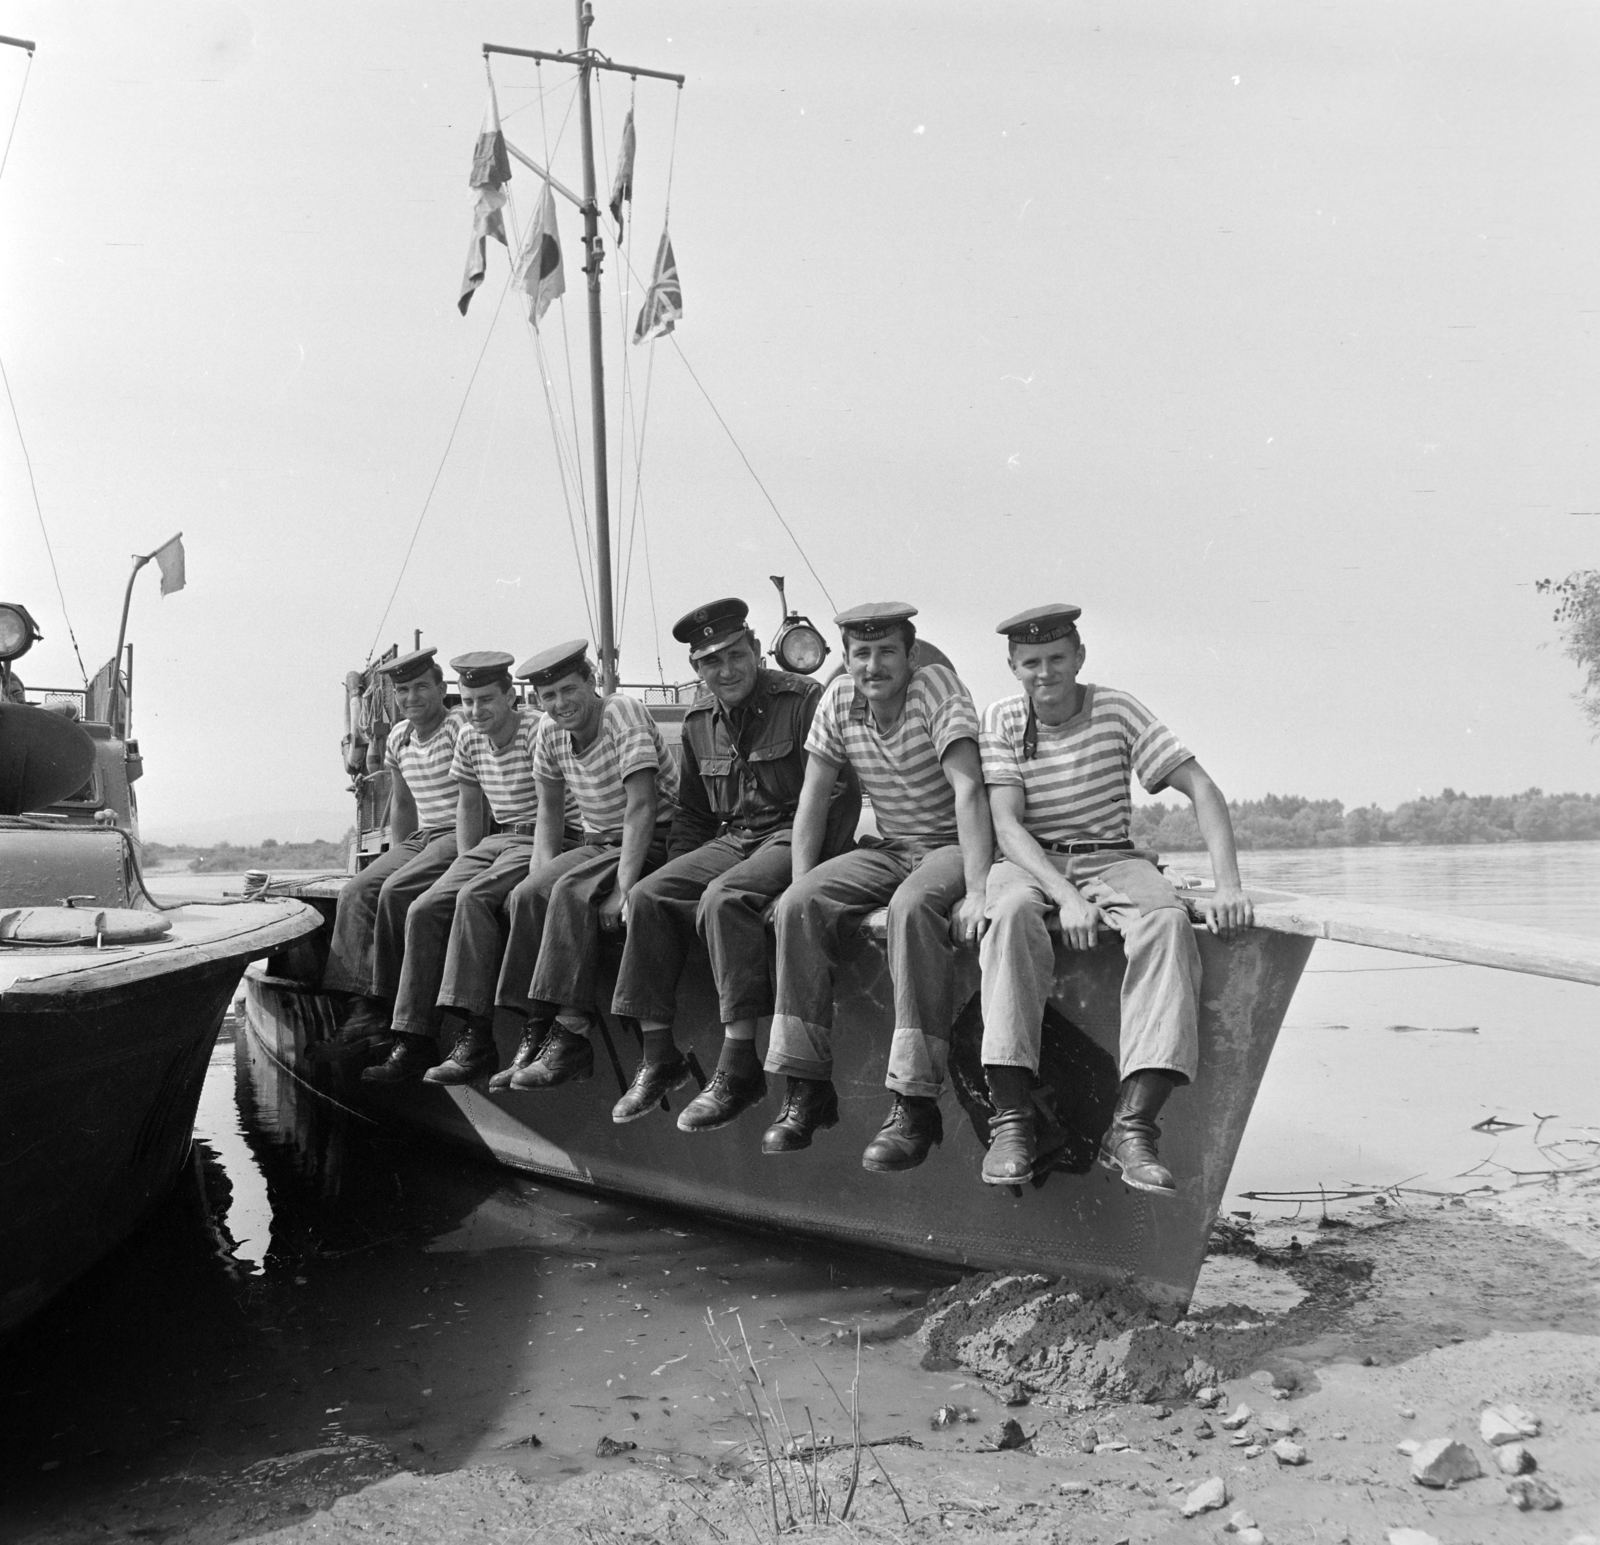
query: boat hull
[
  {"left": 243, "top": 921, "right": 1313, "bottom": 1306},
  {"left": 0, "top": 961, "right": 242, "bottom": 1335}
]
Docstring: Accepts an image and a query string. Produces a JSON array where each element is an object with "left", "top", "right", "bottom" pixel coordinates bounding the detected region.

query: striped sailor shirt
[
  {"left": 805, "top": 663, "right": 980, "bottom": 845},
  {"left": 980, "top": 684, "right": 1193, "bottom": 845},
  {"left": 532, "top": 693, "right": 680, "bottom": 843},
  {"left": 450, "top": 709, "right": 542, "bottom": 827},
  {"left": 385, "top": 709, "right": 464, "bottom": 830}
]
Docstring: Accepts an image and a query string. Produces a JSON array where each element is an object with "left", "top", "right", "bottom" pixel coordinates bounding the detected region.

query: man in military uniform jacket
[{"left": 609, "top": 597, "right": 859, "bottom": 1131}]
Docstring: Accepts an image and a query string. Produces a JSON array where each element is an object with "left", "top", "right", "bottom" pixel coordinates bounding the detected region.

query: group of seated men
[{"left": 320, "top": 597, "right": 1252, "bottom": 1190}]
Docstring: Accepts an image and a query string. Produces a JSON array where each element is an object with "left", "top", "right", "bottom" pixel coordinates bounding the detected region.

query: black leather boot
[
  {"left": 612, "top": 1051, "right": 692, "bottom": 1123},
  {"left": 861, "top": 1095, "right": 943, "bottom": 1173},
  {"left": 981, "top": 1109, "right": 1039, "bottom": 1186},
  {"left": 423, "top": 1020, "right": 499, "bottom": 1085},
  {"left": 676, "top": 1068, "right": 768, "bottom": 1132},
  {"left": 360, "top": 1032, "right": 437, "bottom": 1085},
  {"left": 508, "top": 1023, "right": 595, "bottom": 1090},
  {"left": 761, "top": 1077, "right": 839, "bottom": 1154},
  {"left": 1099, "top": 1069, "right": 1180, "bottom": 1194},
  {"left": 489, "top": 1019, "right": 549, "bottom": 1092}
]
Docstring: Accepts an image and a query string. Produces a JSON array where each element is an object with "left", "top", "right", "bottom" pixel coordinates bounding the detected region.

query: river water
[{"left": 2, "top": 844, "right": 1595, "bottom": 1537}]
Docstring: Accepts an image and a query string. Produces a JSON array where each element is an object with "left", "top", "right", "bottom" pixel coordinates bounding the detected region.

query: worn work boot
[
  {"left": 488, "top": 1019, "right": 550, "bottom": 1092},
  {"left": 423, "top": 1021, "right": 499, "bottom": 1085},
  {"left": 508, "top": 1024, "right": 594, "bottom": 1091},
  {"left": 676, "top": 1068, "right": 768, "bottom": 1133},
  {"left": 981, "top": 1109, "right": 1039, "bottom": 1186},
  {"left": 360, "top": 1032, "right": 437, "bottom": 1085},
  {"left": 1098, "top": 1070, "right": 1180, "bottom": 1194},
  {"left": 612, "top": 1052, "right": 693, "bottom": 1124},
  {"left": 761, "top": 1077, "right": 839, "bottom": 1154},
  {"left": 861, "top": 1095, "right": 943, "bottom": 1173}
]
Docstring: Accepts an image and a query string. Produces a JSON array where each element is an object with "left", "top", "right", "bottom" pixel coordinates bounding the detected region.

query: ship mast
[{"left": 486, "top": 5, "right": 683, "bottom": 696}]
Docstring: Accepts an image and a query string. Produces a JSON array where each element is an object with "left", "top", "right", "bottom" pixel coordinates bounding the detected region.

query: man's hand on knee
[
  {"left": 950, "top": 890, "right": 988, "bottom": 947},
  {"left": 1056, "top": 889, "right": 1103, "bottom": 951}
]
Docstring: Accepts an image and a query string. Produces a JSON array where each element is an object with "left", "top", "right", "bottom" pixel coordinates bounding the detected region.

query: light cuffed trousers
[
  {"left": 978, "top": 852, "right": 1201, "bottom": 1083},
  {"left": 767, "top": 839, "right": 967, "bottom": 1100}
]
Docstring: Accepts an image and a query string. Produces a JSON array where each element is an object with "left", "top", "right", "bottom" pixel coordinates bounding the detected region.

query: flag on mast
[
  {"left": 458, "top": 87, "right": 512, "bottom": 316},
  {"left": 513, "top": 183, "right": 566, "bottom": 326},
  {"left": 632, "top": 227, "right": 682, "bottom": 343},
  {"left": 608, "top": 108, "right": 635, "bottom": 241},
  {"left": 150, "top": 533, "right": 185, "bottom": 596}
]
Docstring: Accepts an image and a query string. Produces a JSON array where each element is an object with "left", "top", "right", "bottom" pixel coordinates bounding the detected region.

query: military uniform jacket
[{"left": 670, "top": 668, "right": 859, "bottom": 859}]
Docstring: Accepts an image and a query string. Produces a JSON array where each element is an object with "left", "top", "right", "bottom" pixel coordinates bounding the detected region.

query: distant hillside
[
  {"left": 144, "top": 831, "right": 353, "bottom": 874},
  {"left": 1132, "top": 788, "right": 1600, "bottom": 851}
]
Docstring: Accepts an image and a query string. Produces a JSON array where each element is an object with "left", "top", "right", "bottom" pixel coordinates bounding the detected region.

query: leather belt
[
  {"left": 508, "top": 821, "right": 539, "bottom": 837},
  {"left": 1040, "top": 838, "right": 1135, "bottom": 856}
]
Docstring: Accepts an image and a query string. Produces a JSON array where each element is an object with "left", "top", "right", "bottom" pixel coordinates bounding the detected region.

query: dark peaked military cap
[
  {"left": 672, "top": 598, "right": 751, "bottom": 661},
  {"left": 516, "top": 639, "right": 591, "bottom": 689},
  {"left": 833, "top": 602, "right": 918, "bottom": 639},
  {"left": 376, "top": 646, "right": 439, "bottom": 684},
  {"left": 996, "top": 604, "right": 1082, "bottom": 645},
  {"left": 449, "top": 650, "right": 516, "bottom": 688}
]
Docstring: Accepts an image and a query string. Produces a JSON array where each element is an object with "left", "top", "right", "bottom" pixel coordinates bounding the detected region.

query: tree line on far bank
[
  {"left": 1131, "top": 788, "right": 1600, "bottom": 851},
  {"left": 144, "top": 833, "right": 354, "bottom": 873}
]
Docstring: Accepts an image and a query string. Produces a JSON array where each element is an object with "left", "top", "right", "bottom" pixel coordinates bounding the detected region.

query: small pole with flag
[{"left": 110, "top": 533, "right": 185, "bottom": 733}]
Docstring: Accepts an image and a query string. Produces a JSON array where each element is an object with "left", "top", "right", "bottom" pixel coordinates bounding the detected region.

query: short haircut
[
  {"left": 844, "top": 620, "right": 917, "bottom": 652},
  {"left": 425, "top": 662, "right": 446, "bottom": 685}
]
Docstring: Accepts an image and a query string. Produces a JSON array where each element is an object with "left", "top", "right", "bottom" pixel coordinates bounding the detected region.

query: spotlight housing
[
  {"left": 0, "top": 603, "right": 41, "bottom": 664},
  {"left": 769, "top": 575, "right": 828, "bottom": 676}
]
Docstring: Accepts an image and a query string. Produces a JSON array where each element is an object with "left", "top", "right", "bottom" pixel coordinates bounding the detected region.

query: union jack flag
[{"left": 633, "top": 228, "right": 682, "bottom": 343}]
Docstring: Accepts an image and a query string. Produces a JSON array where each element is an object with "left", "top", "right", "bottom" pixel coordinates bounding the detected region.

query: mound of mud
[{"left": 918, "top": 1224, "right": 1377, "bottom": 1407}]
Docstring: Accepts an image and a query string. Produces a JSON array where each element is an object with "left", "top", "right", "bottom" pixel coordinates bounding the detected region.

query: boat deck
[{"left": 0, "top": 897, "right": 322, "bottom": 1000}]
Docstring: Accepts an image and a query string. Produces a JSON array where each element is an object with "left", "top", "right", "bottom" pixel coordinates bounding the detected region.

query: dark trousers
[
  {"left": 391, "top": 832, "right": 535, "bottom": 1037},
  {"left": 321, "top": 828, "right": 458, "bottom": 999},
  {"left": 611, "top": 829, "right": 794, "bottom": 1025},
  {"left": 519, "top": 833, "right": 669, "bottom": 1016},
  {"left": 493, "top": 840, "right": 603, "bottom": 1017},
  {"left": 767, "top": 840, "right": 967, "bottom": 1099}
]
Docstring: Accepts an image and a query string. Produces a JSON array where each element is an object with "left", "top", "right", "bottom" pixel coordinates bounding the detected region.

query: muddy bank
[{"left": 11, "top": 1178, "right": 1596, "bottom": 1545}]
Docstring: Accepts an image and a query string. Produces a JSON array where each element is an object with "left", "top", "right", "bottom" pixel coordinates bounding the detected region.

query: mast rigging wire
[
  {"left": 0, "top": 353, "right": 90, "bottom": 687},
  {"left": 0, "top": 46, "right": 30, "bottom": 183},
  {"left": 364, "top": 272, "right": 513, "bottom": 665}
]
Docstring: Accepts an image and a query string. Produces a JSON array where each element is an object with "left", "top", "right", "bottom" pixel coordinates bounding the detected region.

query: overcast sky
[{"left": 4, "top": 0, "right": 1599, "bottom": 842}]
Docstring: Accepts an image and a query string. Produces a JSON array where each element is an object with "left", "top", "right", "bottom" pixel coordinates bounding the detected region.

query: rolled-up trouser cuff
[{"left": 764, "top": 1012, "right": 832, "bottom": 1081}]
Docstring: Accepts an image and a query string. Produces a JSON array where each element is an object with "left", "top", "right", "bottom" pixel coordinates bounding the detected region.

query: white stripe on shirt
[
  {"left": 980, "top": 684, "right": 1192, "bottom": 844},
  {"left": 385, "top": 710, "right": 464, "bottom": 830},
  {"left": 805, "top": 663, "right": 979, "bottom": 845},
  {"left": 532, "top": 692, "right": 680, "bottom": 842}
]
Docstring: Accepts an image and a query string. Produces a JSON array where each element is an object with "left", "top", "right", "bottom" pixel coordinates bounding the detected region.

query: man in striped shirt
[
  {"left": 319, "top": 647, "right": 462, "bottom": 1058},
  {"left": 365, "top": 650, "right": 550, "bottom": 1085},
  {"left": 489, "top": 640, "right": 679, "bottom": 1092},
  {"left": 765, "top": 602, "right": 993, "bottom": 1172},
  {"left": 978, "top": 604, "right": 1252, "bottom": 1191}
]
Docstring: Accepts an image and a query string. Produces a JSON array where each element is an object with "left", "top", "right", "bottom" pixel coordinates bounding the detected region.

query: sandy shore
[{"left": 17, "top": 1168, "right": 1596, "bottom": 1545}]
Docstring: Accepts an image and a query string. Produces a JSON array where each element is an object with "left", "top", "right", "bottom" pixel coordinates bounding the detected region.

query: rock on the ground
[
  {"left": 1480, "top": 1406, "right": 1523, "bottom": 1445},
  {"left": 1387, "top": 1532, "right": 1441, "bottom": 1545},
  {"left": 1271, "top": 1439, "right": 1307, "bottom": 1466},
  {"left": 1219, "top": 1403, "right": 1253, "bottom": 1430},
  {"left": 1180, "top": 1476, "right": 1228, "bottom": 1517},
  {"left": 1495, "top": 1442, "right": 1536, "bottom": 1475},
  {"left": 1227, "top": 1510, "right": 1258, "bottom": 1530},
  {"left": 1501, "top": 1402, "right": 1541, "bottom": 1437},
  {"left": 1506, "top": 1476, "right": 1562, "bottom": 1511},
  {"left": 1239, "top": 1532, "right": 1266, "bottom": 1545},
  {"left": 1395, "top": 1439, "right": 1421, "bottom": 1456},
  {"left": 1410, "top": 1437, "right": 1484, "bottom": 1488}
]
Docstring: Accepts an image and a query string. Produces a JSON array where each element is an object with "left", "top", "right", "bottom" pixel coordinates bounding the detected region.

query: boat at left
[{"left": 0, "top": 597, "right": 321, "bottom": 1336}]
